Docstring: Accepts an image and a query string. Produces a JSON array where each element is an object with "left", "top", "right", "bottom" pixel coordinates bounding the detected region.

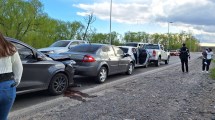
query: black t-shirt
[{"left": 179, "top": 47, "right": 189, "bottom": 59}]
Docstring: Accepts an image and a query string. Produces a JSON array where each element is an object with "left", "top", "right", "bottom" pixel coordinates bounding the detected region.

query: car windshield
[
  {"left": 69, "top": 44, "right": 101, "bottom": 53},
  {"left": 145, "top": 44, "right": 159, "bottom": 49},
  {"left": 125, "top": 43, "right": 138, "bottom": 47},
  {"left": 50, "top": 41, "right": 70, "bottom": 47},
  {"left": 119, "top": 47, "right": 128, "bottom": 53}
]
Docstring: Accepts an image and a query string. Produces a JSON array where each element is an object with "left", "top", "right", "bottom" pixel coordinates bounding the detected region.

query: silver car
[
  {"left": 61, "top": 44, "right": 134, "bottom": 83},
  {"left": 38, "top": 40, "right": 89, "bottom": 54}
]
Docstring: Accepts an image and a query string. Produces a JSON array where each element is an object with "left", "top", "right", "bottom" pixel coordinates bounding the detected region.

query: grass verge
[{"left": 210, "top": 60, "right": 215, "bottom": 79}]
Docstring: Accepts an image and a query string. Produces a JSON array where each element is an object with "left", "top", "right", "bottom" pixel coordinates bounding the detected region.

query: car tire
[
  {"left": 165, "top": 56, "right": 170, "bottom": 64},
  {"left": 143, "top": 62, "right": 149, "bottom": 68},
  {"left": 96, "top": 67, "right": 107, "bottom": 83},
  {"left": 126, "top": 63, "right": 134, "bottom": 75},
  {"left": 155, "top": 57, "right": 161, "bottom": 67},
  {"left": 48, "top": 73, "right": 68, "bottom": 95}
]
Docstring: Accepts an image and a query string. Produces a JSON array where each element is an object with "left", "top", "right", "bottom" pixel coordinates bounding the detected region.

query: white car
[
  {"left": 144, "top": 43, "right": 170, "bottom": 66},
  {"left": 119, "top": 46, "right": 150, "bottom": 68},
  {"left": 38, "top": 40, "right": 88, "bottom": 54}
]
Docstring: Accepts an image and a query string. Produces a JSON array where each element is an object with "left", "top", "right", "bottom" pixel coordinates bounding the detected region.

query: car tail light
[
  {"left": 82, "top": 55, "right": 95, "bottom": 62},
  {"left": 152, "top": 50, "right": 156, "bottom": 56}
]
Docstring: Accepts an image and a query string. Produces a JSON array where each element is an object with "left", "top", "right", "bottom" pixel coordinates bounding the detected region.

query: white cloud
[{"left": 74, "top": 0, "right": 215, "bottom": 43}]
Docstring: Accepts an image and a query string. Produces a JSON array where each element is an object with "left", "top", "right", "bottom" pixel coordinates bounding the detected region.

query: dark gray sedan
[
  {"left": 6, "top": 37, "right": 76, "bottom": 95},
  {"left": 61, "top": 44, "right": 134, "bottom": 83}
]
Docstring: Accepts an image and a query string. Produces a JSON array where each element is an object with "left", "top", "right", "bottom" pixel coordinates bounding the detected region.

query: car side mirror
[{"left": 36, "top": 53, "right": 45, "bottom": 61}]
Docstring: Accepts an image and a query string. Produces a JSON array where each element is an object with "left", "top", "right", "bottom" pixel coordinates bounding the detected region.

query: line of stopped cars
[{"left": 7, "top": 37, "right": 170, "bottom": 96}]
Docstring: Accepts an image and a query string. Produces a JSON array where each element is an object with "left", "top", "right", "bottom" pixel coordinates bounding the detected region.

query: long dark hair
[{"left": 0, "top": 32, "right": 17, "bottom": 57}]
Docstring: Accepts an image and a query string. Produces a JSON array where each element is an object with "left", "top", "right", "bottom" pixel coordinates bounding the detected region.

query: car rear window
[
  {"left": 69, "top": 44, "right": 101, "bottom": 53},
  {"left": 125, "top": 43, "right": 138, "bottom": 47},
  {"left": 145, "top": 44, "right": 159, "bottom": 49},
  {"left": 119, "top": 47, "right": 128, "bottom": 53}
]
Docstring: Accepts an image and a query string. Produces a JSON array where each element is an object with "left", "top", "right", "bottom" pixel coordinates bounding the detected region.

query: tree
[
  {"left": 0, "top": 0, "right": 43, "bottom": 40},
  {"left": 83, "top": 12, "right": 96, "bottom": 40}
]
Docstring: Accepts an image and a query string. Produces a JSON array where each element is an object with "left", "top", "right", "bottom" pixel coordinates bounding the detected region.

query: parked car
[
  {"left": 61, "top": 44, "right": 134, "bottom": 83},
  {"left": 170, "top": 49, "right": 180, "bottom": 56},
  {"left": 144, "top": 43, "right": 170, "bottom": 66},
  {"left": 38, "top": 40, "right": 89, "bottom": 54},
  {"left": 118, "top": 46, "right": 150, "bottom": 68},
  {"left": 124, "top": 42, "right": 148, "bottom": 48},
  {"left": 6, "top": 37, "right": 76, "bottom": 95}
]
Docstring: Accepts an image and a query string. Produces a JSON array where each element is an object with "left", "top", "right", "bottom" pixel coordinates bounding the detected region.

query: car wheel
[
  {"left": 165, "top": 56, "right": 170, "bottom": 64},
  {"left": 96, "top": 67, "right": 107, "bottom": 83},
  {"left": 126, "top": 63, "right": 134, "bottom": 75},
  {"left": 155, "top": 57, "right": 161, "bottom": 67},
  {"left": 143, "top": 61, "right": 149, "bottom": 68},
  {"left": 48, "top": 73, "right": 68, "bottom": 95}
]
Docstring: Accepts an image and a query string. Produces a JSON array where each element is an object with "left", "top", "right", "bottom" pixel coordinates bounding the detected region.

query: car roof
[
  {"left": 78, "top": 43, "right": 108, "bottom": 46},
  {"left": 56, "top": 40, "right": 88, "bottom": 42},
  {"left": 126, "top": 42, "right": 148, "bottom": 44},
  {"left": 118, "top": 46, "right": 137, "bottom": 49}
]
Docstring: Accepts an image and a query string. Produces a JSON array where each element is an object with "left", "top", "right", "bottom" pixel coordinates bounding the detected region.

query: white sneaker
[
  {"left": 202, "top": 71, "right": 205, "bottom": 72},
  {"left": 206, "top": 71, "right": 209, "bottom": 73}
]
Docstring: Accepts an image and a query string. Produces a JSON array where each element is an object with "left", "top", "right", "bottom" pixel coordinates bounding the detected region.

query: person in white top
[
  {"left": 0, "top": 31, "right": 23, "bottom": 120},
  {"left": 205, "top": 48, "right": 213, "bottom": 73}
]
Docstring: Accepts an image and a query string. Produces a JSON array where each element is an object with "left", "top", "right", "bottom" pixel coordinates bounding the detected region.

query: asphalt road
[{"left": 11, "top": 53, "right": 201, "bottom": 112}]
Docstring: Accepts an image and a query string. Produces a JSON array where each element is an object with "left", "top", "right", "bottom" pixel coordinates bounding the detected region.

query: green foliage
[{"left": 210, "top": 60, "right": 215, "bottom": 79}]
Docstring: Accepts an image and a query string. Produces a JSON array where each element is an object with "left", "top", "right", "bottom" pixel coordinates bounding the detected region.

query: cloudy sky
[{"left": 41, "top": 0, "right": 215, "bottom": 43}]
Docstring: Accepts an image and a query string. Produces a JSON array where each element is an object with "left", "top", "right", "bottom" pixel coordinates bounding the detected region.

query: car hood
[
  {"left": 46, "top": 53, "right": 76, "bottom": 65},
  {"left": 46, "top": 53, "right": 71, "bottom": 61}
]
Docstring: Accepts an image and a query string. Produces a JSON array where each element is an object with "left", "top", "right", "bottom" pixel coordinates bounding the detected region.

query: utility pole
[
  {"left": 168, "top": 22, "right": 173, "bottom": 50},
  {"left": 109, "top": 0, "right": 112, "bottom": 45}
]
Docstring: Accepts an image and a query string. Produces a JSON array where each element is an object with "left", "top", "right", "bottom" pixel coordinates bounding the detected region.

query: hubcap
[
  {"left": 129, "top": 64, "right": 133, "bottom": 74},
  {"left": 53, "top": 76, "right": 66, "bottom": 93},
  {"left": 99, "top": 69, "right": 107, "bottom": 82}
]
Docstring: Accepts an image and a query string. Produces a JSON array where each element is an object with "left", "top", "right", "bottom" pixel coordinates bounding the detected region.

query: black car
[
  {"left": 61, "top": 44, "right": 134, "bottom": 83},
  {"left": 6, "top": 37, "right": 76, "bottom": 95}
]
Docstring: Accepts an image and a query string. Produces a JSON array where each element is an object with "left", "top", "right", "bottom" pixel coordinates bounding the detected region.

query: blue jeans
[{"left": 0, "top": 80, "right": 16, "bottom": 120}]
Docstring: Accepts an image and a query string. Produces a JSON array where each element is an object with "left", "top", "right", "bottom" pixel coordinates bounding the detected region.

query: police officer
[{"left": 179, "top": 43, "right": 190, "bottom": 72}]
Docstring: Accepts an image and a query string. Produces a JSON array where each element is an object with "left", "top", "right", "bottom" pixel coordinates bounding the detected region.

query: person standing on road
[
  {"left": 0, "top": 32, "right": 23, "bottom": 120},
  {"left": 202, "top": 48, "right": 208, "bottom": 72},
  {"left": 179, "top": 43, "right": 190, "bottom": 73},
  {"left": 204, "top": 48, "right": 213, "bottom": 73}
]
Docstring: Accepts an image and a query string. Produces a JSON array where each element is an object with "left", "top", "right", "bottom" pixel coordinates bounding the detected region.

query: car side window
[
  {"left": 113, "top": 46, "right": 124, "bottom": 57},
  {"left": 139, "top": 44, "right": 143, "bottom": 48},
  {"left": 69, "top": 41, "right": 79, "bottom": 48},
  {"left": 107, "top": 46, "right": 115, "bottom": 57},
  {"left": 13, "top": 43, "right": 35, "bottom": 61},
  {"left": 100, "top": 46, "right": 109, "bottom": 57},
  {"left": 79, "top": 41, "right": 85, "bottom": 44},
  {"left": 160, "top": 45, "right": 164, "bottom": 50}
]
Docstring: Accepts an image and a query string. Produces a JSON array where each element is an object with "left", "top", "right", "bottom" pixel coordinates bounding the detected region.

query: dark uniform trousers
[{"left": 181, "top": 58, "right": 188, "bottom": 72}]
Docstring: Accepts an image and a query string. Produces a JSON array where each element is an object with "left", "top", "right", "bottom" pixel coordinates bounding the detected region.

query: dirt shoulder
[{"left": 10, "top": 58, "right": 215, "bottom": 120}]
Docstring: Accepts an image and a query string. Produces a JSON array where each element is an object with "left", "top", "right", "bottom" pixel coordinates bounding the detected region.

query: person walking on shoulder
[
  {"left": 0, "top": 32, "right": 23, "bottom": 120},
  {"left": 205, "top": 48, "right": 213, "bottom": 73},
  {"left": 179, "top": 43, "right": 190, "bottom": 73},
  {"left": 202, "top": 48, "right": 208, "bottom": 72}
]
